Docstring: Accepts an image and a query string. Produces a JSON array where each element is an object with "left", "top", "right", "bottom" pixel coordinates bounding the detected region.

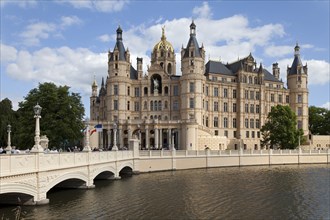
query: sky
[{"left": 1, "top": 0, "right": 329, "bottom": 118}]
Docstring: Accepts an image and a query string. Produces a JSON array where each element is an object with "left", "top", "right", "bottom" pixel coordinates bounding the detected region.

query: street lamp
[
  {"left": 112, "top": 122, "right": 118, "bottom": 151},
  {"left": 83, "top": 118, "right": 91, "bottom": 151},
  {"left": 31, "top": 103, "right": 43, "bottom": 153},
  {"left": 6, "top": 124, "right": 12, "bottom": 154}
]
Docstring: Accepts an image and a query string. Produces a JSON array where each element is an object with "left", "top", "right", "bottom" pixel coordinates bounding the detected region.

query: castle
[{"left": 89, "top": 21, "right": 308, "bottom": 150}]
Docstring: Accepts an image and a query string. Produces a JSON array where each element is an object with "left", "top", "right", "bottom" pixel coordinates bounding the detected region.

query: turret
[
  {"left": 287, "top": 43, "right": 309, "bottom": 135},
  {"left": 272, "top": 62, "right": 280, "bottom": 80},
  {"left": 137, "top": 57, "right": 143, "bottom": 78}
]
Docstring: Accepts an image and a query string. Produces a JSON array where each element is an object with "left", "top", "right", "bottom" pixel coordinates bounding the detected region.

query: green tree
[
  {"left": 0, "top": 98, "right": 19, "bottom": 147},
  {"left": 309, "top": 106, "right": 330, "bottom": 135},
  {"left": 16, "top": 82, "right": 85, "bottom": 149},
  {"left": 261, "top": 105, "right": 304, "bottom": 149}
]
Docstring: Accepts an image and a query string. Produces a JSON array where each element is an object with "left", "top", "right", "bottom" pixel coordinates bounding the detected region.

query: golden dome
[{"left": 153, "top": 26, "right": 174, "bottom": 53}]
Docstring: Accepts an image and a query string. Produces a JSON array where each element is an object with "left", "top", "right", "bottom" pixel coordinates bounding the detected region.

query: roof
[
  {"left": 260, "top": 68, "right": 281, "bottom": 82},
  {"left": 130, "top": 65, "right": 138, "bottom": 80},
  {"left": 288, "top": 55, "right": 305, "bottom": 75},
  {"left": 205, "top": 61, "right": 233, "bottom": 76},
  {"left": 114, "top": 41, "right": 126, "bottom": 61},
  {"left": 183, "top": 36, "right": 202, "bottom": 58}
]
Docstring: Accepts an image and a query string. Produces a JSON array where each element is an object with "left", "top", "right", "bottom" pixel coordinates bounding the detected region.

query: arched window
[
  {"left": 164, "top": 86, "right": 169, "bottom": 95},
  {"left": 160, "top": 62, "right": 164, "bottom": 68},
  {"left": 167, "top": 63, "right": 172, "bottom": 74},
  {"left": 150, "top": 101, "right": 153, "bottom": 111},
  {"left": 254, "top": 77, "right": 258, "bottom": 84},
  {"left": 206, "top": 117, "right": 209, "bottom": 127},
  {"left": 164, "top": 101, "right": 168, "bottom": 109},
  {"left": 144, "top": 101, "right": 147, "bottom": 110},
  {"left": 150, "top": 115, "right": 153, "bottom": 119},
  {"left": 243, "top": 76, "right": 247, "bottom": 83},
  {"left": 144, "top": 87, "right": 148, "bottom": 96},
  {"left": 154, "top": 101, "right": 158, "bottom": 111}
]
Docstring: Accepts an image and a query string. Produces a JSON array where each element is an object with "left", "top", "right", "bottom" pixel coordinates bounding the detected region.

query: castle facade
[{"left": 89, "top": 22, "right": 308, "bottom": 150}]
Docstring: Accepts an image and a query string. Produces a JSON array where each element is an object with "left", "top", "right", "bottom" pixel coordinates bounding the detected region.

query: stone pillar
[
  {"left": 155, "top": 127, "right": 159, "bottom": 149},
  {"left": 177, "top": 130, "right": 180, "bottom": 150},
  {"left": 159, "top": 129, "right": 163, "bottom": 149},
  {"left": 119, "top": 127, "right": 124, "bottom": 149},
  {"left": 168, "top": 128, "right": 171, "bottom": 149},
  {"left": 145, "top": 126, "right": 149, "bottom": 150},
  {"left": 172, "top": 131, "right": 175, "bottom": 150},
  {"left": 108, "top": 129, "right": 112, "bottom": 149}
]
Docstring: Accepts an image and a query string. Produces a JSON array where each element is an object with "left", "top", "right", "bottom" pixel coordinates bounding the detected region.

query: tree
[
  {"left": 261, "top": 105, "right": 304, "bottom": 149},
  {"left": 16, "top": 82, "right": 85, "bottom": 149},
  {"left": 0, "top": 98, "right": 19, "bottom": 147},
  {"left": 309, "top": 106, "right": 330, "bottom": 135}
]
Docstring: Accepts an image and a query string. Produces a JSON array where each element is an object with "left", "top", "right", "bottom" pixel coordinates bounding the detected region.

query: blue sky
[{"left": 1, "top": 0, "right": 329, "bottom": 117}]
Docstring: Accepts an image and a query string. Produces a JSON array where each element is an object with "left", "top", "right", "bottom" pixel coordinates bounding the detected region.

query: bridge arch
[
  {"left": 118, "top": 161, "right": 134, "bottom": 172},
  {"left": 0, "top": 183, "right": 37, "bottom": 198},
  {"left": 45, "top": 172, "right": 89, "bottom": 193},
  {"left": 91, "top": 165, "right": 117, "bottom": 180}
]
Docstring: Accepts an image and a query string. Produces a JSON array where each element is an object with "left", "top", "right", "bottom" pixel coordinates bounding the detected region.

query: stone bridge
[
  {"left": 1, "top": 139, "right": 329, "bottom": 205},
  {"left": 0, "top": 140, "right": 139, "bottom": 205}
]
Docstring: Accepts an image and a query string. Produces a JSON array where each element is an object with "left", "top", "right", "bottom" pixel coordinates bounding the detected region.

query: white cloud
[
  {"left": 60, "top": 15, "right": 82, "bottom": 28},
  {"left": 264, "top": 45, "right": 292, "bottom": 58},
  {"left": 193, "top": 2, "right": 212, "bottom": 19},
  {"left": 320, "top": 102, "right": 330, "bottom": 110},
  {"left": 270, "top": 58, "right": 330, "bottom": 86},
  {"left": 4, "top": 45, "right": 107, "bottom": 95},
  {"left": 98, "top": 34, "right": 111, "bottom": 42},
  {"left": 0, "top": 44, "right": 18, "bottom": 63},
  {"left": 59, "top": 0, "right": 128, "bottom": 13},
  {"left": 1, "top": 0, "right": 37, "bottom": 8},
  {"left": 19, "top": 16, "right": 82, "bottom": 46},
  {"left": 20, "top": 22, "right": 57, "bottom": 46}
]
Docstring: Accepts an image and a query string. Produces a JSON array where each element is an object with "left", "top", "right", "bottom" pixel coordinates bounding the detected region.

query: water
[{"left": 1, "top": 164, "right": 329, "bottom": 220}]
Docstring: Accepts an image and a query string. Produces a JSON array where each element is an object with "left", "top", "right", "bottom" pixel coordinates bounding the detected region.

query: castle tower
[
  {"left": 180, "top": 21, "right": 205, "bottom": 150},
  {"left": 107, "top": 26, "right": 133, "bottom": 122},
  {"left": 287, "top": 43, "right": 309, "bottom": 135},
  {"left": 272, "top": 62, "right": 280, "bottom": 80}
]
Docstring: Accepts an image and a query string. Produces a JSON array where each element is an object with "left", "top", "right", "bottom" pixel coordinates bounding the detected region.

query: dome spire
[{"left": 161, "top": 25, "right": 166, "bottom": 41}]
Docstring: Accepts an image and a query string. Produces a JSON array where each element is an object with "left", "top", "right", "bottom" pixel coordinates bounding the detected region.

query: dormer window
[
  {"left": 115, "top": 55, "right": 118, "bottom": 61},
  {"left": 161, "top": 51, "right": 164, "bottom": 57},
  {"left": 190, "top": 51, "right": 194, "bottom": 57}
]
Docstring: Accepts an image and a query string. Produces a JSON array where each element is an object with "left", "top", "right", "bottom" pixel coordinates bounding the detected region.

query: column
[
  {"left": 145, "top": 126, "right": 149, "bottom": 150},
  {"left": 128, "top": 127, "right": 132, "bottom": 140},
  {"left": 119, "top": 127, "right": 124, "bottom": 149},
  {"left": 172, "top": 131, "right": 175, "bottom": 150},
  {"left": 177, "top": 130, "right": 180, "bottom": 150},
  {"left": 155, "top": 127, "right": 159, "bottom": 149},
  {"left": 168, "top": 128, "right": 171, "bottom": 149},
  {"left": 159, "top": 129, "right": 163, "bottom": 149},
  {"left": 108, "top": 129, "right": 112, "bottom": 149}
]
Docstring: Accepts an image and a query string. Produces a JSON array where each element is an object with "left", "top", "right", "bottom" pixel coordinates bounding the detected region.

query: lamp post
[
  {"left": 112, "top": 122, "right": 118, "bottom": 151},
  {"left": 6, "top": 124, "right": 12, "bottom": 154},
  {"left": 31, "top": 103, "right": 43, "bottom": 153},
  {"left": 83, "top": 118, "right": 91, "bottom": 151}
]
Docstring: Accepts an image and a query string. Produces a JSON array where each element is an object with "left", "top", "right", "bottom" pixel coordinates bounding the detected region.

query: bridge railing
[{"left": 0, "top": 150, "right": 134, "bottom": 178}]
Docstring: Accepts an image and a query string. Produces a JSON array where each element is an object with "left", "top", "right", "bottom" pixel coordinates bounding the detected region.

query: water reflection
[{"left": 0, "top": 164, "right": 329, "bottom": 219}]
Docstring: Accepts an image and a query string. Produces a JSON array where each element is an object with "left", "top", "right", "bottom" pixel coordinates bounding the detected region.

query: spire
[
  {"left": 258, "top": 63, "right": 263, "bottom": 73},
  {"left": 161, "top": 25, "right": 166, "bottom": 41},
  {"left": 114, "top": 26, "right": 126, "bottom": 61},
  {"left": 116, "top": 25, "right": 123, "bottom": 41},
  {"left": 294, "top": 42, "right": 300, "bottom": 56},
  {"left": 101, "top": 77, "right": 104, "bottom": 87},
  {"left": 92, "top": 75, "right": 97, "bottom": 88},
  {"left": 288, "top": 43, "right": 305, "bottom": 75},
  {"left": 190, "top": 20, "right": 196, "bottom": 36},
  {"left": 183, "top": 21, "right": 201, "bottom": 58}
]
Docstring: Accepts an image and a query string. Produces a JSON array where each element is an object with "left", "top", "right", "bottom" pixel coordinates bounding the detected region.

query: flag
[
  {"left": 90, "top": 128, "right": 97, "bottom": 136},
  {"left": 95, "top": 124, "right": 103, "bottom": 132}
]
